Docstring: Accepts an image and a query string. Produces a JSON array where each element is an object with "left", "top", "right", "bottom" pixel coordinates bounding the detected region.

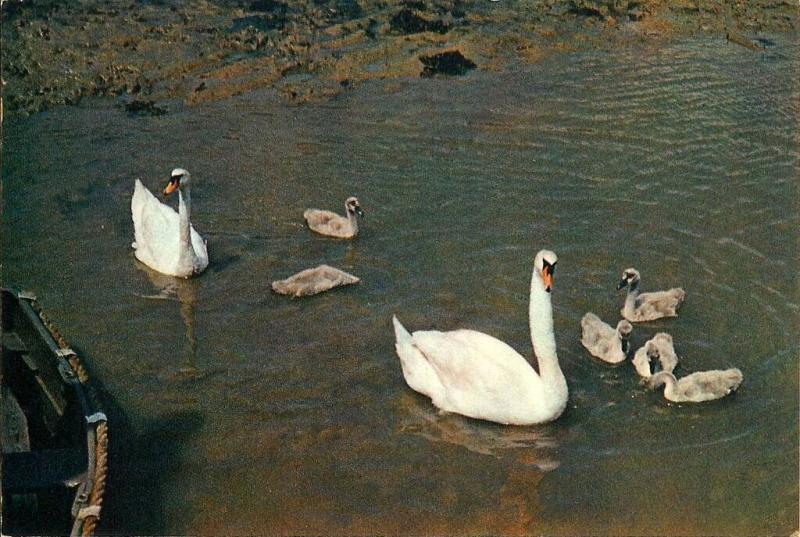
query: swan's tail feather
[
  {"left": 392, "top": 315, "right": 441, "bottom": 399},
  {"left": 392, "top": 315, "right": 412, "bottom": 346},
  {"left": 131, "top": 179, "right": 149, "bottom": 252}
]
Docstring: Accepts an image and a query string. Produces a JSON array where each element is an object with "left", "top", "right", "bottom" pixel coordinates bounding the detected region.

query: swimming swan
[
  {"left": 650, "top": 332, "right": 678, "bottom": 373},
  {"left": 647, "top": 368, "right": 743, "bottom": 403},
  {"left": 303, "top": 196, "right": 364, "bottom": 238},
  {"left": 392, "top": 250, "right": 567, "bottom": 426},
  {"left": 632, "top": 332, "right": 678, "bottom": 378},
  {"left": 632, "top": 341, "right": 656, "bottom": 378},
  {"left": 271, "top": 264, "right": 360, "bottom": 297},
  {"left": 131, "top": 168, "right": 209, "bottom": 278},
  {"left": 580, "top": 313, "right": 633, "bottom": 364},
  {"left": 617, "top": 268, "right": 685, "bottom": 322}
]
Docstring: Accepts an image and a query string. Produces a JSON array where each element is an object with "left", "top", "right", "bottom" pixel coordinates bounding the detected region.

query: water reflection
[
  {"left": 395, "top": 392, "right": 560, "bottom": 472},
  {"left": 134, "top": 263, "right": 200, "bottom": 378},
  {"left": 342, "top": 242, "right": 359, "bottom": 266}
]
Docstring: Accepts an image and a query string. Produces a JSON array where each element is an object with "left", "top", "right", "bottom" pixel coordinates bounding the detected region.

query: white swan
[
  {"left": 271, "top": 264, "right": 360, "bottom": 297},
  {"left": 392, "top": 249, "right": 567, "bottom": 426},
  {"left": 131, "top": 168, "right": 209, "bottom": 278},
  {"left": 617, "top": 268, "right": 685, "bottom": 322},
  {"left": 631, "top": 332, "right": 678, "bottom": 378},
  {"left": 647, "top": 368, "right": 743, "bottom": 403},
  {"left": 580, "top": 313, "right": 632, "bottom": 364},
  {"left": 303, "top": 196, "right": 364, "bottom": 238}
]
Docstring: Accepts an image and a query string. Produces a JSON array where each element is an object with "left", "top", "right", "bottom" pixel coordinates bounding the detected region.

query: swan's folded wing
[
  {"left": 694, "top": 369, "right": 742, "bottom": 395},
  {"left": 305, "top": 209, "right": 348, "bottom": 234},
  {"left": 190, "top": 225, "right": 209, "bottom": 269},
  {"left": 581, "top": 315, "right": 614, "bottom": 344},
  {"left": 304, "top": 209, "right": 335, "bottom": 225},
  {"left": 411, "top": 329, "right": 542, "bottom": 406},
  {"left": 639, "top": 288, "right": 685, "bottom": 309},
  {"left": 131, "top": 181, "right": 180, "bottom": 266}
]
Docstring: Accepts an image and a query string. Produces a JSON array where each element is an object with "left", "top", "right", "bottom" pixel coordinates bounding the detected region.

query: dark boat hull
[{"left": 1, "top": 288, "right": 108, "bottom": 536}]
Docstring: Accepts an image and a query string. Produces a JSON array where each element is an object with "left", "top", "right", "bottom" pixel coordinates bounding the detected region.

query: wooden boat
[{"left": 2, "top": 288, "right": 108, "bottom": 536}]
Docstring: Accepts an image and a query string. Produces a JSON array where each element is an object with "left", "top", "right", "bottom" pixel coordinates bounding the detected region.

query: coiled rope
[{"left": 29, "top": 299, "right": 109, "bottom": 537}]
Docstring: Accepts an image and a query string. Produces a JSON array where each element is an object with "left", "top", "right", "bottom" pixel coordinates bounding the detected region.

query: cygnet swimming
[
  {"left": 647, "top": 368, "right": 743, "bottom": 403},
  {"left": 617, "top": 268, "right": 685, "bottom": 322},
  {"left": 271, "top": 265, "right": 360, "bottom": 297},
  {"left": 303, "top": 197, "right": 364, "bottom": 239},
  {"left": 632, "top": 332, "right": 679, "bottom": 378},
  {"left": 580, "top": 313, "right": 633, "bottom": 364}
]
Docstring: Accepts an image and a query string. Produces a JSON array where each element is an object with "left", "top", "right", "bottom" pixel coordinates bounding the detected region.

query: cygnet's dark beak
[
  {"left": 617, "top": 278, "right": 628, "bottom": 290},
  {"left": 355, "top": 206, "right": 365, "bottom": 218}
]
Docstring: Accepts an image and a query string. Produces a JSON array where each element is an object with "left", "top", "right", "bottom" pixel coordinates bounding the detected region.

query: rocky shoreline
[{"left": 2, "top": 0, "right": 797, "bottom": 115}]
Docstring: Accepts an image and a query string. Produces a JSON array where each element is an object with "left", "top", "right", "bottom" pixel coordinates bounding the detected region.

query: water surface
[{"left": 3, "top": 36, "right": 798, "bottom": 535}]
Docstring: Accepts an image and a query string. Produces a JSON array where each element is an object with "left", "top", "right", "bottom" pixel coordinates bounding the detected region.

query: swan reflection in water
[
  {"left": 395, "top": 392, "right": 561, "bottom": 472},
  {"left": 135, "top": 263, "right": 200, "bottom": 378}
]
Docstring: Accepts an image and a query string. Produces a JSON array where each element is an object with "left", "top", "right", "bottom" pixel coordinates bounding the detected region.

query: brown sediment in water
[{"left": 2, "top": 0, "right": 797, "bottom": 115}]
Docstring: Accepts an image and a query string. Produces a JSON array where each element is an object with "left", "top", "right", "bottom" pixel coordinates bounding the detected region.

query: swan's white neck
[
  {"left": 177, "top": 185, "right": 198, "bottom": 270},
  {"left": 178, "top": 185, "right": 191, "bottom": 243},
  {"left": 529, "top": 270, "right": 562, "bottom": 383}
]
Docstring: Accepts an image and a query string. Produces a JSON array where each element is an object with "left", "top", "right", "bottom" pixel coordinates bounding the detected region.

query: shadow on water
[
  {"left": 206, "top": 253, "right": 242, "bottom": 275},
  {"left": 65, "top": 308, "right": 206, "bottom": 535},
  {"left": 91, "top": 378, "right": 205, "bottom": 535},
  {"left": 394, "top": 392, "right": 561, "bottom": 472}
]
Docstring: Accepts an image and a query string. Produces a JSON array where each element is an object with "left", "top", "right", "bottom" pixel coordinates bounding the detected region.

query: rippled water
[{"left": 3, "top": 36, "right": 798, "bottom": 535}]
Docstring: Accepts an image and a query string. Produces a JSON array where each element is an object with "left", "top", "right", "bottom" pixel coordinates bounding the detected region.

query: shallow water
[{"left": 3, "top": 36, "right": 798, "bottom": 535}]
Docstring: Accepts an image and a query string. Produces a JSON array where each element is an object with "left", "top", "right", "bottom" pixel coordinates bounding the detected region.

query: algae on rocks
[{"left": 1, "top": 0, "right": 797, "bottom": 115}]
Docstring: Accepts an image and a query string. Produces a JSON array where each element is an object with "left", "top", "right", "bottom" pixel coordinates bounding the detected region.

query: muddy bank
[{"left": 2, "top": 0, "right": 797, "bottom": 115}]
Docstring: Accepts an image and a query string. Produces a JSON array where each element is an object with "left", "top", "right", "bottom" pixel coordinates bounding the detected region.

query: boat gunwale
[{"left": 1, "top": 287, "right": 108, "bottom": 537}]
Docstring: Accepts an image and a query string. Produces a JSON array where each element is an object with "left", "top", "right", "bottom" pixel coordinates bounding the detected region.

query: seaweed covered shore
[{"left": 2, "top": 0, "right": 797, "bottom": 115}]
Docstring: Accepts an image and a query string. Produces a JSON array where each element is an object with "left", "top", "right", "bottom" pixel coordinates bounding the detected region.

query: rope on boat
[
  {"left": 27, "top": 297, "right": 109, "bottom": 537},
  {"left": 82, "top": 420, "right": 108, "bottom": 537}
]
